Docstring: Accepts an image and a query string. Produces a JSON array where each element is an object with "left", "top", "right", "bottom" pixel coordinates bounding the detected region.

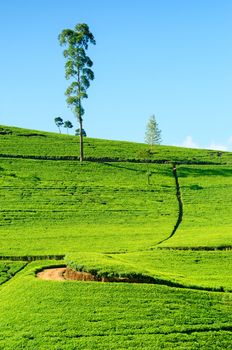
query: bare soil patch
[
  {"left": 37, "top": 267, "right": 66, "bottom": 281},
  {"left": 37, "top": 267, "right": 132, "bottom": 282}
]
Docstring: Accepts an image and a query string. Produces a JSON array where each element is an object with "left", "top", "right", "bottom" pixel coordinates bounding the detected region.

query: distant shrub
[
  {"left": 0, "top": 128, "right": 12, "bottom": 135},
  {"left": 18, "top": 133, "right": 46, "bottom": 137},
  {"left": 137, "top": 149, "right": 152, "bottom": 159},
  {"left": 30, "top": 175, "right": 40, "bottom": 181},
  {"left": 190, "top": 184, "right": 203, "bottom": 190},
  {"left": 75, "top": 128, "right": 87, "bottom": 137}
]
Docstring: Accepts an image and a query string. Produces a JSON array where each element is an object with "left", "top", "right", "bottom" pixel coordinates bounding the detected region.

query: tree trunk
[{"left": 79, "top": 119, "right": 84, "bottom": 162}]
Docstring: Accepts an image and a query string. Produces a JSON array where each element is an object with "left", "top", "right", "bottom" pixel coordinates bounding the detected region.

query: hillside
[
  {"left": 1, "top": 124, "right": 232, "bottom": 164},
  {"left": 1, "top": 125, "right": 232, "bottom": 349}
]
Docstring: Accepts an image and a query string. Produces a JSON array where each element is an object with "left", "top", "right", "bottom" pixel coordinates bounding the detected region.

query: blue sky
[{"left": 0, "top": 0, "right": 231, "bottom": 150}]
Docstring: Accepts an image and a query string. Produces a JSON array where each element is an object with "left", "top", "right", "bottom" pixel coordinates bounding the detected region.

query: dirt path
[{"left": 37, "top": 267, "right": 66, "bottom": 281}]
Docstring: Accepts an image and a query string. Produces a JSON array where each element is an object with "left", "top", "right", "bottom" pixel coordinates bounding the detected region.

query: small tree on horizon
[
  {"left": 64, "top": 120, "right": 73, "bottom": 134},
  {"left": 145, "top": 115, "right": 162, "bottom": 147},
  {"left": 58, "top": 23, "right": 96, "bottom": 161},
  {"left": 75, "top": 128, "right": 87, "bottom": 137},
  {"left": 54, "top": 117, "right": 64, "bottom": 133}
]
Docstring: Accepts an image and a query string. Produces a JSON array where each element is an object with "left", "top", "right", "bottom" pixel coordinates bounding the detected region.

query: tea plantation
[{"left": 1, "top": 125, "right": 232, "bottom": 349}]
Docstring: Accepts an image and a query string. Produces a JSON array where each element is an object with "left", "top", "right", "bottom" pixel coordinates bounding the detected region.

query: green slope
[
  {"left": 1, "top": 125, "right": 232, "bottom": 349},
  {"left": 1, "top": 261, "right": 232, "bottom": 350},
  {"left": 160, "top": 165, "right": 232, "bottom": 248},
  {"left": 1, "top": 124, "right": 232, "bottom": 164},
  {"left": 0, "top": 159, "right": 176, "bottom": 255}
]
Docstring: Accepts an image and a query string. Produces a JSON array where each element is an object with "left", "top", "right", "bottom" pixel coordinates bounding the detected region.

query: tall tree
[
  {"left": 58, "top": 23, "right": 96, "bottom": 161},
  {"left": 145, "top": 115, "right": 162, "bottom": 147},
  {"left": 54, "top": 117, "right": 64, "bottom": 133},
  {"left": 64, "top": 120, "right": 73, "bottom": 134}
]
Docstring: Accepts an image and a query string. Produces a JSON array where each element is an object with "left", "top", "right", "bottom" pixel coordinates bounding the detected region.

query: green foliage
[
  {"left": 63, "top": 120, "right": 73, "bottom": 134},
  {"left": 75, "top": 128, "right": 87, "bottom": 136},
  {"left": 65, "top": 252, "right": 143, "bottom": 278},
  {"left": 54, "top": 117, "right": 63, "bottom": 133},
  {"left": 0, "top": 261, "right": 27, "bottom": 285}
]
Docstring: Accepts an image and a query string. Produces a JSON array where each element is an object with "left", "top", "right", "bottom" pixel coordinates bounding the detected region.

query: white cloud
[
  {"left": 174, "top": 136, "right": 232, "bottom": 152},
  {"left": 181, "top": 136, "right": 199, "bottom": 149},
  {"left": 208, "top": 143, "right": 228, "bottom": 151}
]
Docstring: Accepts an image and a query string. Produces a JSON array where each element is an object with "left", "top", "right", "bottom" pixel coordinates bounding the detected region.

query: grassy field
[
  {"left": 160, "top": 165, "right": 232, "bottom": 248},
  {"left": 1, "top": 125, "right": 232, "bottom": 349},
  {"left": 0, "top": 158, "right": 177, "bottom": 254}
]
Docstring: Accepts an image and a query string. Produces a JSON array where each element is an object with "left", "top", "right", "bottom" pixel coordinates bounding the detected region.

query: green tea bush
[{"left": 0, "top": 261, "right": 27, "bottom": 284}]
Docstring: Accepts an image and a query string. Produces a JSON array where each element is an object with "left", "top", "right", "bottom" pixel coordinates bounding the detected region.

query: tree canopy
[
  {"left": 75, "top": 128, "right": 87, "bottom": 137},
  {"left": 54, "top": 117, "right": 63, "bottom": 133},
  {"left": 64, "top": 120, "right": 73, "bottom": 134}
]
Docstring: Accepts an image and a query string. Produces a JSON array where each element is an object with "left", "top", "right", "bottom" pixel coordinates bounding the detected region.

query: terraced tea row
[
  {"left": 0, "top": 159, "right": 177, "bottom": 255},
  {"left": 160, "top": 165, "right": 232, "bottom": 249}
]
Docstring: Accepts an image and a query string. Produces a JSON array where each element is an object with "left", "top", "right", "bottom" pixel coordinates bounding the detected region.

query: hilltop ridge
[{"left": 0, "top": 124, "right": 231, "bottom": 164}]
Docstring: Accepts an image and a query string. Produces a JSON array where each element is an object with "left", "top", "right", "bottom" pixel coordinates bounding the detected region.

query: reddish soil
[
  {"left": 37, "top": 267, "right": 132, "bottom": 282},
  {"left": 64, "top": 269, "right": 99, "bottom": 281}
]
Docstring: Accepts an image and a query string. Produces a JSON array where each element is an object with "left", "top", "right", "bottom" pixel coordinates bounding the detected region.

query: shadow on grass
[
  {"left": 103, "top": 162, "right": 145, "bottom": 173},
  {"left": 178, "top": 167, "right": 232, "bottom": 178},
  {"left": 103, "top": 162, "right": 173, "bottom": 177}
]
